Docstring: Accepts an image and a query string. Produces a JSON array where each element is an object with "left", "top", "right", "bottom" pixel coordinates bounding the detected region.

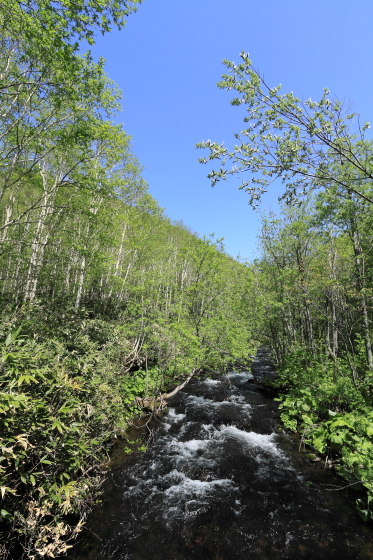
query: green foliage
[
  {"left": 0, "top": 323, "right": 133, "bottom": 556},
  {"left": 196, "top": 42, "right": 373, "bottom": 527},
  {"left": 275, "top": 348, "right": 373, "bottom": 521},
  {"left": 1, "top": 0, "right": 143, "bottom": 58},
  {"left": 198, "top": 52, "right": 373, "bottom": 208},
  {"left": 1, "top": 310, "right": 213, "bottom": 555},
  {"left": 0, "top": 216, "right": 257, "bottom": 556},
  {"left": 250, "top": 181, "right": 373, "bottom": 522}
]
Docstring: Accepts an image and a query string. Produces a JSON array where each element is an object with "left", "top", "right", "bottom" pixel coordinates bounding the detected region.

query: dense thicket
[{"left": 4, "top": 4, "right": 373, "bottom": 555}]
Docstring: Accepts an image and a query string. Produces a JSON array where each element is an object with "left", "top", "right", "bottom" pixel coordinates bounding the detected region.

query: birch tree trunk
[{"left": 352, "top": 228, "right": 373, "bottom": 369}]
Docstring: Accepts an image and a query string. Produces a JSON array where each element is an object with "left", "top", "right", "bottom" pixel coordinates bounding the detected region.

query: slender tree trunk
[
  {"left": 75, "top": 253, "right": 86, "bottom": 310},
  {"left": 352, "top": 229, "right": 373, "bottom": 368}
]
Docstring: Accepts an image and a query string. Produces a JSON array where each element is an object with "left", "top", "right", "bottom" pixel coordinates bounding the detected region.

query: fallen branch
[
  {"left": 164, "top": 368, "right": 197, "bottom": 398},
  {"left": 135, "top": 368, "right": 197, "bottom": 414}
]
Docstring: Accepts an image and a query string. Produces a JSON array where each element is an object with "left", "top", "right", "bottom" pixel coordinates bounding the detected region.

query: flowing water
[{"left": 73, "top": 350, "right": 373, "bottom": 560}]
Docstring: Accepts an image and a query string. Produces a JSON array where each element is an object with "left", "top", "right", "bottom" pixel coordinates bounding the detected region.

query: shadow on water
[{"left": 69, "top": 350, "right": 373, "bottom": 560}]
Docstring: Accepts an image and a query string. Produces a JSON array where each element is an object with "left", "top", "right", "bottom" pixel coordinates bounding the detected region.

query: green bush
[
  {"left": 0, "top": 325, "right": 135, "bottom": 558},
  {"left": 275, "top": 347, "right": 373, "bottom": 521}
]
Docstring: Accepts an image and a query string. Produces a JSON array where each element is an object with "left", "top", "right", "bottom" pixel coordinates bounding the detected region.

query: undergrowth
[
  {"left": 0, "top": 326, "right": 139, "bottom": 558},
  {"left": 273, "top": 346, "right": 373, "bottom": 522},
  {"left": 0, "top": 308, "right": 187, "bottom": 558}
]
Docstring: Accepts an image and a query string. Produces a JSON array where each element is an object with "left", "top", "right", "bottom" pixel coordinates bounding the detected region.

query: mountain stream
[{"left": 72, "top": 349, "right": 373, "bottom": 560}]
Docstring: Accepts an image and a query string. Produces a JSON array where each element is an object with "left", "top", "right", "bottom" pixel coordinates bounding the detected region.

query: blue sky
[{"left": 87, "top": 0, "right": 373, "bottom": 260}]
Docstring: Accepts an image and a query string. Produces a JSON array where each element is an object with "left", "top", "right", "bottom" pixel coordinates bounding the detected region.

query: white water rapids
[{"left": 71, "top": 352, "right": 373, "bottom": 560}]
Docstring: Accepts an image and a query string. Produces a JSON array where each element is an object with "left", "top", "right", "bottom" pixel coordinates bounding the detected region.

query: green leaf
[
  {"left": 5, "top": 327, "right": 22, "bottom": 347},
  {"left": 366, "top": 426, "right": 373, "bottom": 437},
  {"left": 356, "top": 499, "right": 373, "bottom": 522},
  {"left": 329, "top": 432, "right": 344, "bottom": 444},
  {"left": 0, "top": 509, "right": 12, "bottom": 521}
]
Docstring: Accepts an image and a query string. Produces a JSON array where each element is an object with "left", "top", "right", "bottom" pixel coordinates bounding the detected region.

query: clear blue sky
[{"left": 87, "top": 0, "right": 373, "bottom": 260}]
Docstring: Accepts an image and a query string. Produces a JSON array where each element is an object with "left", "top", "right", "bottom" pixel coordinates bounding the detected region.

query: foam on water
[
  {"left": 185, "top": 394, "right": 251, "bottom": 418},
  {"left": 228, "top": 393, "right": 248, "bottom": 404},
  {"left": 162, "top": 409, "right": 186, "bottom": 431},
  {"left": 201, "top": 378, "right": 222, "bottom": 386},
  {"left": 166, "top": 409, "right": 186, "bottom": 422},
  {"left": 218, "top": 426, "right": 285, "bottom": 458},
  {"left": 226, "top": 371, "right": 255, "bottom": 383},
  {"left": 186, "top": 395, "right": 215, "bottom": 407},
  {"left": 163, "top": 469, "right": 235, "bottom": 497},
  {"left": 77, "top": 351, "right": 373, "bottom": 560},
  {"left": 169, "top": 437, "right": 209, "bottom": 455},
  {"left": 167, "top": 438, "right": 217, "bottom": 469},
  {"left": 200, "top": 423, "right": 219, "bottom": 437},
  {"left": 161, "top": 470, "right": 238, "bottom": 526}
]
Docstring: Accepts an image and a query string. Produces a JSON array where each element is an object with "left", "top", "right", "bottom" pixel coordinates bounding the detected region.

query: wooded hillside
[{"left": 0, "top": 3, "right": 257, "bottom": 557}]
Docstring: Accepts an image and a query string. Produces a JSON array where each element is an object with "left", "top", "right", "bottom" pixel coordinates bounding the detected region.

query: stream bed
[{"left": 72, "top": 350, "right": 373, "bottom": 559}]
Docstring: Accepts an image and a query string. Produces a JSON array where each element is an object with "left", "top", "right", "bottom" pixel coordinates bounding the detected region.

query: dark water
[{"left": 73, "top": 350, "right": 373, "bottom": 560}]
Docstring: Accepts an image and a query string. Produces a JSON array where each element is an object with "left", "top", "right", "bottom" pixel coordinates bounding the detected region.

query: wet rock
[{"left": 304, "top": 453, "right": 321, "bottom": 462}]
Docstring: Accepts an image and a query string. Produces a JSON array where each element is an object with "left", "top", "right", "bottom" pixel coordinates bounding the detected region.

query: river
[{"left": 72, "top": 349, "right": 373, "bottom": 559}]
